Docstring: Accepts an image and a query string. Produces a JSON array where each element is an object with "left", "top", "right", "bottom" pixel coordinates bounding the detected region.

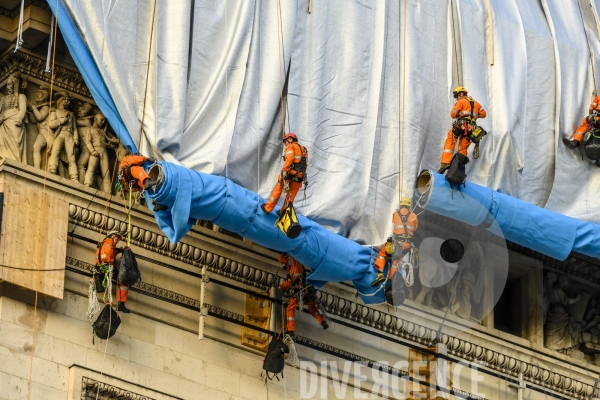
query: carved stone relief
[
  {"left": 0, "top": 72, "right": 27, "bottom": 162},
  {"left": 410, "top": 241, "right": 485, "bottom": 322},
  {"left": 0, "top": 52, "right": 121, "bottom": 194},
  {"left": 542, "top": 272, "right": 600, "bottom": 361}
]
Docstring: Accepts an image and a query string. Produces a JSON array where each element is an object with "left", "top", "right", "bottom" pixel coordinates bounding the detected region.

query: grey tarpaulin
[{"left": 58, "top": 0, "right": 600, "bottom": 246}]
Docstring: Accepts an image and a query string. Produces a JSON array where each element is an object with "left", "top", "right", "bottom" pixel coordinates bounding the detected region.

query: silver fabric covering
[{"left": 61, "top": 0, "right": 600, "bottom": 244}]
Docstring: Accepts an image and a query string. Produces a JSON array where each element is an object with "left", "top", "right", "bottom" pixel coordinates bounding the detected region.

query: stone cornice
[
  {"left": 68, "top": 206, "right": 599, "bottom": 399},
  {"left": 68, "top": 204, "right": 279, "bottom": 290},
  {"left": 0, "top": 50, "right": 91, "bottom": 98},
  {"left": 0, "top": 1, "right": 50, "bottom": 18}
]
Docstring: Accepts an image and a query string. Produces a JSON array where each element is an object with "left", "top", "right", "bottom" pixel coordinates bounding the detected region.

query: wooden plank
[{"left": 0, "top": 180, "right": 67, "bottom": 298}]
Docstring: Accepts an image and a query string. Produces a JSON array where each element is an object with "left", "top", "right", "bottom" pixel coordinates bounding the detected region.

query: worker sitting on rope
[
  {"left": 564, "top": 93, "right": 600, "bottom": 150},
  {"left": 439, "top": 86, "right": 487, "bottom": 173},
  {"left": 278, "top": 253, "right": 328, "bottom": 333},
  {"left": 95, "top": 231, "right": 130, "bottom": 313},
  {"left": 262, "top": 133, "right": 308, "bottom": 214},
  {"left": 371, "top": 196, "right": 418, "bottom": 287},
  {"left": 118, "top": 154, "right": 167, "bottom": 211}
]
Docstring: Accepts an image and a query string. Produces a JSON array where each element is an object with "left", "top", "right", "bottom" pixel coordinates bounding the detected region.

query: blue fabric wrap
[
  {"left": 148, "top": 163, "right": 383, "bottom": 303},
  {"left": 46, "top": 0, "right": 138, "bottom": 154},
  {"left": 426, "top": 171, "right": 586, "bottom": 261}
]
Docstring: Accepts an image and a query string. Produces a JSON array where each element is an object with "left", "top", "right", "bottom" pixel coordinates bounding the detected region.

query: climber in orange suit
[
  {"left": 564, "top": 94, "right": 600, "bottom": 148},
  {"left": 439, "top": 86, "right": 487, "bottom": 173},
  {"left": 95, "top": 231, "right": 130, "bottom": 313},
  {"left": 371, "top": 196, "right": 418, "bottom": 287},
  {"left": 262, "top": 133, "right": 308, "bottom": 214},
  {"left": 119, "top": 154, "right": 154, "bottom": 190},
  {"left": 278, "top": 253, "right": 328, "bottom": 333},
  {"left": 119, "top": 154, "right": 166, "bottom": 211}
]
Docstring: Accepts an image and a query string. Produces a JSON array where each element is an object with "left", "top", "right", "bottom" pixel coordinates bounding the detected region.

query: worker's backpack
[
  {"left": 117, "top": 247, "right": 141, "bottom": 287},
  {"left": 384, "top": 271, "right": 407, "bottom": 307},
  {"left": 445, "top": 153, "right": 469, "bottom": 188},
  {"left": 584, "top": 129, "right": 600, "bottom": 160},
  {"left": 92, "top": 304, "right": 121, "bottom": 341},
  {"left": 262, "top": 336, "right": 289, "bottom": 381}
]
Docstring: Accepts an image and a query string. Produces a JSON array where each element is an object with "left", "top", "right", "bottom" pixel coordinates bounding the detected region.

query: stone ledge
[{"left": 65, "top": 255, "right": 599, "bottom": 400}]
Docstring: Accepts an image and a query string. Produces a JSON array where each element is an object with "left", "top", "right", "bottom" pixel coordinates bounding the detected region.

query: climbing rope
[
  {"left": 284, "top": 333, "right": 299, "bottom": 367},
  {"left": 277, "top": 0, "right": 291, "bottom": 133},
  {"left": 86, "top": 278, "right": 101, "bottom": 322},
  {"left": 224, "top": 4, "right": 230, "bottom": 180},
  {"left": 578, "top": 0, "right": 597, "bottom": 93},
  {"left": 26, "top": 5, "right": 59, "bottom": 398},
  {"left": 371, "top": 1, "right": 390, "bottom": 239},
  {"left": 127, "top": 188, "right": 133, "bottom": 246},
  {"left": 14, "top": 0, "right": 25, "bottom": 52},
  {"left": 449, "top": 0, "right": 460, "bottom": 86},
  {"left": 276, "top": 0, "right": 285, "bottom": 139},
  {"left": 257, "top": 2, "right": 262, "bottom": 194},
  {"left": 138, "top": 0, "right": 157, "bottom": 154},
  {"left": 94, "top": 264, "right": 113, "bottom": 400},
  {"left": 45, "top": 15, "right": 55, "bottom": 73},
  {"left": 400, "top": 0, "right": 408, "bottom": 204}
]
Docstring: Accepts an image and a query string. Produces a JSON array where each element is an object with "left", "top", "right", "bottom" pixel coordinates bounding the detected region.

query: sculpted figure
[
  {"left": 581, "top": 298, "right": 600, "bottom": 334},
  {"left": 48, "top": 91, "right": 79, "bottom": 182},
  {"left": 544, "top": 275, "right": 584, "bottom": 351},
  {"left": 0, "top": 73, "right": 27, "bottom": 162},
  {"left": 447, "top": 243, "right": 484, "bottom": 320},
  {"left": 83, "top": 111, "right": 118, "bottom": 193},
  {"left": 543, "top": 273, "right": 558, "bottom": 326},
  {"left": 29, "top": 85, "right": 52, "bottom": 169},
  {"left": 76, "top": 102, "right": 95, "bottom": 182}
]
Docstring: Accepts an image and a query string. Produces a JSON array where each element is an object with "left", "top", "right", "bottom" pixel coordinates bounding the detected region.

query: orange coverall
[
  {"left": 119, "top": 155, "right": 150, "bottom": 190},
  {"left": 374, "top": 208, "right": 418, "bottom": 279},
  {"left": 441, "top": 97, "right": 487, "bottom": 164},
  {"left": 96, "top": 238, "right": 128, "bottom": 303},
  {"left": 278, "top": 254, "right": 323, "bottom": 332},
  {"left": 264, "top": 142, "right": 307, "bottom": 213},
  {"left": 573, "top": 96, "right": 600, "bottom": 143}
]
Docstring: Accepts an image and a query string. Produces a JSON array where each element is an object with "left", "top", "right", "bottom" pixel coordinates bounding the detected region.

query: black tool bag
[
  {"left": 117, "top": 247, "right": 141, "bottom": 287},
  {"left": 92, "top": 304, "right": 121, "bottom": 340},
  {"left": 262, "top": 336, "right": 289, "bottom": 380},
  {"left": 445, "top": 153, "right": 469, "bottom": 187},
  {"left": 385, "top": 272, "right": 407, "bottom": 307},
  {"left": 584, "top": 130, "right": 600, "bottom": 160}
]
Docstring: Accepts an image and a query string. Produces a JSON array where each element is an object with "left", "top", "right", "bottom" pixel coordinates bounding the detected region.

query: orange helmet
[{"left": 283, "top": 133, "right": 298, "bottom": 142}]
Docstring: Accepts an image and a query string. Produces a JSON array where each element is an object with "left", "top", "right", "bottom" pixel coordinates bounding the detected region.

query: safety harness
[
  {"left": 452, "top": 98, "right": 486, "bottom": 142},
  {"left": 118, "top": 165, "right": 142, "bottom": 191},
  {"left": 287, "top": 144, "right": 308, "bottom": 182},
  {"left": 95, "top": 238, "right": 113, "bottom": 290},
  {"left": 393, "top": 211, "right": 413, "bottom": 244}
]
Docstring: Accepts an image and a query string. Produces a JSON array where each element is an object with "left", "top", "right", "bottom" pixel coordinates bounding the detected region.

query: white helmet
[{"left": 106, "top": 230, "right": 123, "bottom": 240}]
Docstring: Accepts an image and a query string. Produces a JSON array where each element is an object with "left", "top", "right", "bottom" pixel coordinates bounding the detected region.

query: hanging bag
[
  {"left": 262, "top": 336, "right": 289, "bottom": 381},
  {"left": 92, "top": 304, "right": 121, "bottom": 340},
  {"left": 384, "top": 271, "right": 408, "bottom": 306},
  {"left": 445, "top": 153, "right": 469, "bottom": 188},
  {"left": 117, "top": 247, "right": 141, "bottom": 287},
  {"left": 93, "top": 271, "right": 105, "bottom": 293},
  {"left": 584, "top": 129, "right": 600, "bottom": 160},
  {"left": 277, "top": 204, "right": 302, "bottom": 239}
]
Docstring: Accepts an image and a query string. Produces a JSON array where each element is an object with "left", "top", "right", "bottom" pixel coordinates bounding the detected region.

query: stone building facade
[{"left": 1, "top": 1, "right": 600, "bottom": 399}]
